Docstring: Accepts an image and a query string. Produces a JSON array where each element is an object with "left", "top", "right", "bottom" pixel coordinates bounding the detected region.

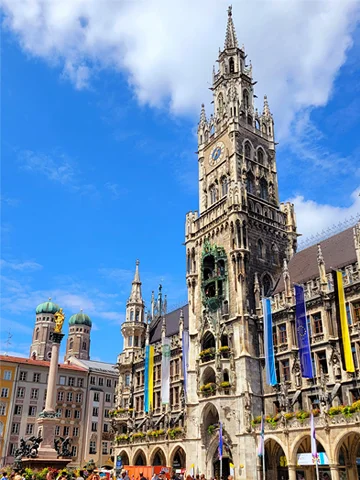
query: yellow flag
[{"left": 333, "top": 271, "right": 355, "bottom": 372}]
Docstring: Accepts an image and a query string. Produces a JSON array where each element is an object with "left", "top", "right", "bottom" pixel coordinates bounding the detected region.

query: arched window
[
  {"left": 187, "top": 250, "right": 191, "bottom": 274},
  {"left": 210, "top": 185, "right": 217, "bottom": 204},
  {"left": 262, "top": 274, "right": 273, "bottom": 297},
  {"left": 191, "top": 248, "right": 196, "bottom": 273},
  {"left": 242, "top": 222, "right": 247, "bottom": 249},
  {"left": 35, "top": 328, "right": 39, "bottom": 341},
  {"left": 135, "top": 310, "right": 140, "bottom": 322},
  {"left": 69, "top": 339, "right": 73, "bottom": 350},
  {"left": 271, "top": 244, "right": 279, "bottom": 265},
  {"left": 0, "top": 422, "right": 3, "bottom": 436},
  {"left": 260, "top": 178, "right": 268, "bottom": 200},
  {"left": 257, "top": 239, "right": 264, "bottom": 259},
  {"left": 130, "top": 310, "right": 134, "bottom": 321},
  {"left": 82, "top": 341, "right": 87, "bottom": 350},
  {"left": 255, "top": 119, "right": 260, "bottom": 130},
  {"left": 244, "top": 141, "right": 251, "bottom": 159},
  {"left": 210, "top": 124, "right": 215, "bottom": 136},
  {"left": 257, "top": 149, "right": 264, "bottom": 165},
  {"left": 247, "top": 116, "right": 253, "bottom": 126},
  {"left": 221, "top": 177, "right": 228, "bottom": 196},
  {"left": 229, "top": 57, "right": 235, "bottom": 73},
  {"left": 243, "top": 90, "right": 249, "bottom": 109},
  {"left": 218, "top": 93, "right": 224, "bottom": 116},
  {"left": 236, "top": 220, "right": 241, "bottom": 248},
  {"left": 262, "top": 123, "right": 267, "bottom": 134},
  {"left": 246, "top": 173, "right": 255, "bottom": 194}
]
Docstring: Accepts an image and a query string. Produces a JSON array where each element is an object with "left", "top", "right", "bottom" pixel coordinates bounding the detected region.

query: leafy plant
[
  {"left": 219, "top": 346, "right": 230, "bottom": 353},
  {"left": 207, "top": 424, "right": 218, "bottom": 435},
  {"left": 200, "top": 382, "right": 216, "bottom": 392},
  {"left": 148, "top": 429, "right": 165, "bottom": 437},
  {"left": 284, "top": 412, "right": 294, "bottom": 421},
  {"left": 116, "top": 434, "right": 130, "bottom": 443},
  {"left": 199, "top": 347, "right": 216, "bottom": 358},
  {"left": 219, "top": 381, "right": 231, "bottom": 388},
  {"left": 168, "top": 427, "right": 184, "bottom": 439},
  {"left": 132, "top": 432, "right": 146, "bottom": 439}
]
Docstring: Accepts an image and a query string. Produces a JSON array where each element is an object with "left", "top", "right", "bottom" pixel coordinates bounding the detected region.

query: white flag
[{"left": 161, "top": 337, "right": 171, "bottom": 404}]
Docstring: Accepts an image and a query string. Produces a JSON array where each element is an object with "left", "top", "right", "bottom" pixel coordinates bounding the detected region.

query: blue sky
[{"left": 1, "top": 1, "right": 360, "bottom": 362}]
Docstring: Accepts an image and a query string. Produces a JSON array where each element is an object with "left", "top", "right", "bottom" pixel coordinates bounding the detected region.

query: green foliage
[
  {"left": 167, "top": 427, "right": 184, "bottom": 439},
  {"left": 207, "top": 424, "right": 217, "bottom": 435},
  {"left": 132, "top": 432, "right": 146, "bottom": 439},
  {"left": 200, "top": 382, "right": 216, "bottom": 392},
  {"left": 219, "top": 346, "right": 230, "bottom": 353},
  {"left": 148, "top": 429, "right": 165, "bottom": 437},
  {"left": 219, "top": 381, "right": 231, "bottom": 388},
  {"left": 116, "top": 434, "right": 130, "bottom": 443},
  {"left": 199, "top": 348, "right": 216, "bottom": 358}
]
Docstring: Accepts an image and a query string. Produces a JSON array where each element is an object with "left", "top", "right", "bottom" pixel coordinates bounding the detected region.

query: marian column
[{"left": 37, "top": 308, "right": 66, "bottom": 460}]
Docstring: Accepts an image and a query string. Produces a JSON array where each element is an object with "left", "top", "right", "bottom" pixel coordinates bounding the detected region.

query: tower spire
[
  {"left": 128, "top": 259, "right": 143, "bottom": 304},
  {"left": 224, "top": 6, "right": 238, "bottom": 49},
  {"left": 263, "top": 94, "right": 271, "bottom": 117}
]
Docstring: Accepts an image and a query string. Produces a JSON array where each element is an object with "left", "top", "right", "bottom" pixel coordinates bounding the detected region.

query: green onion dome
[
  {"left": 68, "top": 311, "right": 92, "bottom": 328},
  {"left": 36, "top": 299, "right": 60, "bottom": 314}
]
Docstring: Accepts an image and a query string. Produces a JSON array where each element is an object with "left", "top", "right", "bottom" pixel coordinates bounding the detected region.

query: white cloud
[
  {"left": 290, "top": 187, "right": 360, "bottom": 241},
  {"left": 0, "top": 259, "right": 42, "bottom": 271},
  {"left": 2, "top": 1, "right": 359, "bottom": 138}
]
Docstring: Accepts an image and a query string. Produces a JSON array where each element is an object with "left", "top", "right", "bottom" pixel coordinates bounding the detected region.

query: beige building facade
[{"left": 113, "top": 7, "right": 360, "bottom": 480}]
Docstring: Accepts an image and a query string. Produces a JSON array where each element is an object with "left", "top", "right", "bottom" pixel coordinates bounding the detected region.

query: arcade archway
[
  {"left": 170, "top": 446, "right": 186, "bottom": 470},
  {"left": 292, "top": 434, "right": 328, "bottom": 479},
  {"left": 119, "top": 450, "right": 129, "bottom": 466},
  {"left": 335, "top": 431, "right": 360, "bottom": 480},
  {"left": 151, "top": 447, "right": 166, "bottom": 466},
  {"left": 133, "top": 449, "right": 147, "bottom": 466},
  {"left": 264, "top": 438, "right": 288, "bottom": 480}
]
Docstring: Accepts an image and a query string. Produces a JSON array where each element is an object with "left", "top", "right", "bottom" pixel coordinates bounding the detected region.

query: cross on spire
[{"left": 224, "top": 5, "right": 238, "bottom": 49}]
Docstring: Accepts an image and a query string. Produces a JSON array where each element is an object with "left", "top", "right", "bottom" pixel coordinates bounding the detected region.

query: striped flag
[
  {"left": 262, "top": 298, "right": 277, "bottom": 386},
  {"left": 295, "top": 284, "right": 314, "bottom": 378},
  {"left": 182, "top": 330, "right": 189, "bottom": 399},
  {"left": 161, "top": 337, "right": 171, "bottom": 404},
  {"left": 218, "top": 422, "right": 223, "bottom": 460},
  {"left": 332, "top": 270, "right": 355, "bottom": 372},
  {"left": 310, "top": 413, "right": 319, "bottom": 464},
  {"left": 144, "top": 344, "right": 154, "bottom": 412},
  {"left": 258, "top": 414, "right": 264, "bottom": 457}
]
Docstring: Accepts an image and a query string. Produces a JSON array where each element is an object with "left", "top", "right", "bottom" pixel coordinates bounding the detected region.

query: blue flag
[
  {"left": 262, "top": 298, "right": 277, "bottom": 386},
  {"left": 218, "top": 421, "right": 223, "bottom": 460},
  {"left": 295, "top": 284, "right": 313, "bottom": 378}
]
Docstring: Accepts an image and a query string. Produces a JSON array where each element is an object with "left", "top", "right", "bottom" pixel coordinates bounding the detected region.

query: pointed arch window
[
  {"left": 221, "top": 177, "right": 228, "bottom": 196},
  {"left": 210, "top": 185, "right": 217, "bottom": 204},
  {"left": 243, "top": 90, "right": 249, "bottom": 109},
  {"left": 218, "top": 93, "right": 224, "bottom": 116},
  {"left": 262, "top": 274, "right": 273, "bottom": 297},
  {"left": 247, "top": 116, "right": 253, "bottom": 126},
  {"left": 236, "top": 220, "right": 241, "bottom": 248},
  {"left": 135, "top": 310, "right": 140, "bottom": 322},
  {"left": 257, "top": 239, "right": 264, "bottom": 259},
  {"left": 130, "top": 310, "right": 134, "bottom": 322},
  {"left": 246, "top": 173, "right": 255, "bottom": 194},
  {"left": 82, "top": 341, "right": 87, "bottom": 350},
  {"left": 229, "top": 57, "right": 235, "bottom": 73},
  {"left": 257, "top": 149, "right": 264, "bottom": 165},
  {"left": 242, "top": 222, "right": 247, "bottom": 249},
  {"left": 187, "top": 250, "right": 191, "bottom": 274},
  {"left": 260, "top": 178, "right": 268, "bottom": 201},
  {"left": 244, "top": 141, "right": 251, "bottom": 159},
  {"left": 35, "top": 328, "right": 39, "bottom": 341},
  {"left": 69, "top": 339, "right": 74, "bottom": 351},
  {"left": 271, "top": 244, "right": 279, "bottom": 265}
]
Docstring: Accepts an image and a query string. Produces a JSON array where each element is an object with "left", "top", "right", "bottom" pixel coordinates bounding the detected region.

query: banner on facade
[
  {"left": 144, "top": 344, "right": 154, "bottom": 412},
  {"left": 262, "top": 298, "right": 277, "bottom": 386},
  {"left": 161, "top": 337, "right": 171, "bottom": 404},
  {"left": 297, "top": 453, "right": 329, "bottom": 466},
  {"left": 182, "top": 330, "right": 189, "bottom": 399},
  {"left": 332, "top": 270, "right": 355, "bottom": 372},
  {"left": 294, "top": 284, "right": 314, "bottom": 378}
]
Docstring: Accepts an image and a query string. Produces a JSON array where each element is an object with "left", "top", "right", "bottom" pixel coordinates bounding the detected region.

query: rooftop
[
  {"left": 67, "top": 357, "right": 118, "bottom": 375},
  {"left": 274, "top": 226, "right": 357, "bottom": 293},
  {"left": 0, "top": 355, "right": 87, "bottom": 371},
  {"left": 149, "top": 304, "right": 189, "bottom": 344}
]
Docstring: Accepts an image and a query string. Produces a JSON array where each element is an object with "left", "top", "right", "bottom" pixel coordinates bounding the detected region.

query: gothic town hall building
[{"left": 113, "top": 8, "right": 360, "bottom": 480}]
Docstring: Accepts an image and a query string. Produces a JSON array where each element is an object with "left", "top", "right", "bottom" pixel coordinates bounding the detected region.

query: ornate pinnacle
[
  {"left": 199, "top": 103, "right": 207, "bottom": 126},
  {"left": 283, "top": 258, "right": 289, "bottom": 274},
  {"left": 224, "top": 5, "right": 238, "bottom": 49},
  {"left": 317, "top": 244, "right": 324, "bottom": 264},
  {"left": 263, "top": 95, "right": 271, "bottom": 116}
]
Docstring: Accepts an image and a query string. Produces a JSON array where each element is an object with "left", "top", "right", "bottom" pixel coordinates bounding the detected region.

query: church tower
[
  {"left": 64, "top": 311, "right": 92, "bottom": 361},
  {"left": 184, "top": 7, "right": 297, "bottom": 478},
  {"left": 30, "top": 299, "right": 60, "bottom": 360},
  {"left": 121, "top": 260, "right": 146, "bottom": 351}
]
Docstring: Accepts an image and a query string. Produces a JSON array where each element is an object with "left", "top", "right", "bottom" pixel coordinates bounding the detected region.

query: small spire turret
[
  {"left": 263, "top": 95, "right": 271, "bottom": 117},
  {"left": 317, "top": 244, "right": 327, "bottom": 292},
  {"left": 224, "top": 6, "right": 238, "bottom": 50}
]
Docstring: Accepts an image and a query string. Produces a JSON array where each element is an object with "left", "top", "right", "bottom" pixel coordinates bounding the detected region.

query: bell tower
[
  {"left": 121, "top": 260, "right": 146, "bottom": 351},
  {"left": 184, "top": 7, "right": 297, "bottom": 478}
]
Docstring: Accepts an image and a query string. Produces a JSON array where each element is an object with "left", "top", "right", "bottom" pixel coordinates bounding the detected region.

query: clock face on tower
[{"left": 209, "top": 141, "right": 225, "bottom": 166}]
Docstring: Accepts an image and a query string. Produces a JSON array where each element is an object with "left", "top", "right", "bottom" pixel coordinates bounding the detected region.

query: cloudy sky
[{"left": 1, "top": 0, "right": 360, "bottom": 362}]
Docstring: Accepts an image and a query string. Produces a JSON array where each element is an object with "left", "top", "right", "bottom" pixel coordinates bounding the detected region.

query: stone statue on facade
[
  {"left": 243, "top": 391, "right": 252, "bottom": 432},
  {"left": 329, "top": 345, "right": 342, "bottom": 378},
  {"left": 278, "top": 382, "right": 290, "bottom": 412},
  {"left": 54, "top": 308, "right": 65, "bottom": 333},
  {"left": 292, "top": 354, "right": 302, "bottom": 389}
]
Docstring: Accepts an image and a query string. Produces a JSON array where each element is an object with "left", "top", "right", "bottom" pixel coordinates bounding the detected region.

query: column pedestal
[
  {"left": 37, "top": 416, "right": 59, "bottom": 460},
  {"left": 329, "top": 465, "right": 340, "bottom": 480},
  {"left": 288, "top": 465, "right": 297, "bottom": 480}
]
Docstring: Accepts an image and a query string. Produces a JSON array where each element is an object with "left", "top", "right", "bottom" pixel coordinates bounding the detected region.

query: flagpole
[
  {"left": 220, "top": 457, "right": 222, "bottom": 480},
  {"left": 315, "top": 460, "right": 319, "bottom": 480},
  {"left": 262, "top": 450, "right": 265, "bottom": 480}
]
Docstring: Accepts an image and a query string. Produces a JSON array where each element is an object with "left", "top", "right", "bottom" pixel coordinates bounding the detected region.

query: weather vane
[{"left": 4, "top": 330, "right": 13, "bottom": 356}]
